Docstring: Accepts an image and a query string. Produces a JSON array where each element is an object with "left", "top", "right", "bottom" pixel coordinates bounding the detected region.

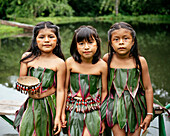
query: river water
[{"left": 0, "top": 21, "right": 169, "bottom": 135}]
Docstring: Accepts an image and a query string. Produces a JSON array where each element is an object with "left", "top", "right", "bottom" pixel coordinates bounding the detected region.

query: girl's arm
[
  {"left": 61, "top": 58, "right": 72, "bottom": 127},
  {"left": 100, "top": 60, "right": 108, "bottom": 134},
  {"left": 101, "top": 60, "right": 108, "bottom": 103},
  {"left": 139, "top": 57, "right": 153, "bottom": 134},
  {"left": 54, "top": 60, "right": 66, "bottom": 135}
]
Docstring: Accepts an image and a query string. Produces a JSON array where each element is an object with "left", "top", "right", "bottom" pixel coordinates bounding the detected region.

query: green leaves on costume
[
  {"left": 69, "top": 110, "right": 85, "bottom": 136},
  {"left": 28, "top": 67, "right": 56, "bottom": 89},
  {"left": 70, "top": 73, "right": 101, "bottom": 99},
  {"left": 34, "top": 99, "right": 48, "bottom": 136},
  {"left": 113, "top": 69, "right": 127, "bottom": 98},
  {"left": 100, "top": 95, "right": 108, "bottom": 121},
  {"left": 20, "top": 99, "right": 34, "bottom": 136},
  {"left": 136, "top": 93, "right": 146, "bottom": 120},
  {"left": 106, "top": 68, "right": 147, "bottom": 133},
  {"left": 112, "top": 94, "right": 118, "bottom": 125},
  {"left": 127, "top": 69, "right": 140, "bottom": 98},
  {"left": 13, "top": 99, "right": 28, "bottom": 129},
  {"left": 117, "top": 95, "right": 127, "bottom": 129},
  {"left": 124, "top": 91, "right": 136, "bottom": 132},
  {"left": 86, "top": 110, "right": 101, "bottom": 136},
  {"left": 133, "top": 96, "right": 142, "bottom": 128},
  {"left": 67, "top": 73, "right": 102, "bottom": 136},
  {"left": 109, "top": 68, "right": 141, "bottom": 98},
  {"left": 106, "top": 94, "right": 118, "bottom": 127},
  {"left": 79, "top": 74, "right": 90, "bottom": 99},
  {"left": 108, "top": 68, "right": 115, "bottom": 92},
  {"left": 18, "top": 94, "right": 56, "bottom": 136},
  {"left": 68, "top": 108, "right": 101, "bottom": 136},
  {"left": 89, "top": 75, "right": 101, "bottom": 94},
  {"left": 70, "top": 73, "right": 80, "bottom": 95}
]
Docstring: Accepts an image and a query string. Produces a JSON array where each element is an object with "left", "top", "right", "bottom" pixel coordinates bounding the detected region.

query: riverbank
[
  {"left": 9, "top": 14, "right": 170, "bottom": 25},
  {"left": 1, "top": 14, "right": 170, "bottom": 39},
  {"left": 96, "top": 14, "right": 170, "bottom": 24}
]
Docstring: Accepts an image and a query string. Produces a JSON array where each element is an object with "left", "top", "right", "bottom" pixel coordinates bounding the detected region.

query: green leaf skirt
[
  {"left": 106, "top": 89, "right": 147, "bottom": 133},
  {"left": 14, "top": 94, "right": 56, "bottom": 136},
  {"left": 62, "top": 96, "right": 101, "bottom": 136}
]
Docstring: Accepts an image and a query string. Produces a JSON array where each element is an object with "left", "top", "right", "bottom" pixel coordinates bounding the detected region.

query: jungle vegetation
[{"left": 0, "top": 0, "right": 169, "bottom": 19}]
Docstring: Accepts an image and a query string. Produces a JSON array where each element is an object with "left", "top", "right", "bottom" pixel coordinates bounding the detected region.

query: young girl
[
  {"left": 103, "top": 22, "right": 153, "bottom": 136},
  {"left": 14, "top": 21, "right": 66, "bottom": 136},
  {"left": 63, "top": 25, "right": 107, "bottom": 136}
]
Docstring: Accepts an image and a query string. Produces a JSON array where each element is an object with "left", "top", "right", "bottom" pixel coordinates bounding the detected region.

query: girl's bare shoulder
[
  {"left": 21, "top": 52, "right": 34, "bottom": 62},
  {"left": 65, "top": 57, "right": 75, "bottom": 71},
  {"left": 66, "top": 57, "right": 75, "bottom": 64},
  {"left": 139, "top": 56, "right": 148, "bottom": 68},
  {"left": 51, "top": 55, "right": 65, "bottom": 67},
  {"left": 97, "top": 59, "right": 107, "bottom": 69},
  {"left": 103, "top": 53, "right": 109, "bottom": 62},
  {"left": 21, "top": 52, "right": 31, "bottom": 59}
]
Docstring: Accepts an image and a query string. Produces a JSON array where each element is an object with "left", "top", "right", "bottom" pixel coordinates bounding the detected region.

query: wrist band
[{"left": 147, "top": 113, "right": 153, "bottom": 116}]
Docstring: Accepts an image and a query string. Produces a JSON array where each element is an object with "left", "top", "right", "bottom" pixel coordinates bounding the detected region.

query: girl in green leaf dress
[
  {"left": 103, "top": 22, "right": 153, "bottom": 136},
  {"left": 14, "top": 21, "right": 66, "bottom": 136},
  {"left": 63, "top": 25, "right": 108, "bottom": 136}
]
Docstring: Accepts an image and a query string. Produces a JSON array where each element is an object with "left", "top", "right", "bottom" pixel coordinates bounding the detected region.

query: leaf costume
[
  {"left": 14, "top": 67, "right": 57, "bottom": 136},
  {"left": 63, "top": 72, "right": 102, "bottom": 136},
  {"left": 106, "top": 68, "right": 147, "bottom": 133}
]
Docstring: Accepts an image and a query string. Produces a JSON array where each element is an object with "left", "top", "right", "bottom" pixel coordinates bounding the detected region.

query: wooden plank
[
  {"left": 0, "top": 100, "right": 23, "bottom": 115},
  {"left": 0, "top": 19, "right": 34, "bottom": 31}
]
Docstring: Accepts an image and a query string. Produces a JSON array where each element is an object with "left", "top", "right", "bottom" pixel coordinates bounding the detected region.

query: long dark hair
[
  {"left": 107, "top": 22, "right": 142, "bottom": 80},
  {"left": 20, "top": 21, "right": 65, "bottom": 63},
  {"left": 70, "top": 25, "right": 101, "bottom": 64}
]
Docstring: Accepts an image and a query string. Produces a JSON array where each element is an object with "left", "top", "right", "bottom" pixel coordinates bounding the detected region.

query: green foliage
[
  {"left": 0, "top": 25, "right": 23, "bottom": 39},
  {"left": 100, "top": 0, "right": 114, "bottom": 12},
  {"left": 12, "top": 16, "right": 92, "bottom": 25},
  {"left": 1, "top": 0, "right": 170, "bottom": 18},
  {"left": 119, "top": 0, "right": 170, "bottom": 15},
  {"left": 4, "top": 0, "right": 74, "bottom": 18},
  {"left": 99, "top": 0, "right": 119, "bottom": 14},
  {"left": 50, "top": 0, "right": 74, "bottom": 16},
  {"left": 68, "top": 0, "right": 101, "bottom": 16},
  {"left": 0, "top": 0, "right": 13, "bottom": 19}
]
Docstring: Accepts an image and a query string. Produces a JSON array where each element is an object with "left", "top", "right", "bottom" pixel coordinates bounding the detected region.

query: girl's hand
[
  {"left": 53, "top": 116, "right": 61, "bottom": 135},
  {"left": 140, "top": 115, "right": 152, "bottom": 134},
  {"left": 61, "top": 113, "right": 67, "bottom": 128},
  {"left": 100, "top": 121, "right": 105, "bottom": 134}
]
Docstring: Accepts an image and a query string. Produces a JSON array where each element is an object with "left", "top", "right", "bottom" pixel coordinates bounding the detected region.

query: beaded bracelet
[{"left": 147, "top": 113, "right": 153, "bottom": 116}]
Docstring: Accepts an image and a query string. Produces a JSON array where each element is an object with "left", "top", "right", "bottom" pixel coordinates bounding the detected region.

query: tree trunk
[{"left": 115, "top": 0, "right": 119, "bottom": 16}]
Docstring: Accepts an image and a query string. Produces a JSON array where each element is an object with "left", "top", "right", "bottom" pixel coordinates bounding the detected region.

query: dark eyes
[
  {"left": 113, "top": 37, "right": 129, "bottom": 41},
  {"left": 114, "top": 38, "right": 119, "bottom": 41},
  {"left": 79, "top": 42, "right": 84, "bottom": 45},
  {"left": 49, "top": 36, "right": 55, "bottom": 38},
  {"left": 38, "top": 35, "right": 55, "bottom": 39},
  {"left": 78, "top": 41, "right": 94, "bottom": 45}
]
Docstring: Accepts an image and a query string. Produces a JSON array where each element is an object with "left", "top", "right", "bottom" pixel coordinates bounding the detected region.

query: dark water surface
[{"left": 0, "top": 21, "right": 169, "bottom": 135}]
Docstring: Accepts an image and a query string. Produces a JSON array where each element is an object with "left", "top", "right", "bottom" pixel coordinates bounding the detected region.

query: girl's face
[
  {"left": 111, "top": 28, "right": 134, "bottom": 56},
  {"left": 36, "top": 28, "right": 57, "bottom": 53},
  {"left": 77, "top": 36, "right": 97, "bottom": 62}
]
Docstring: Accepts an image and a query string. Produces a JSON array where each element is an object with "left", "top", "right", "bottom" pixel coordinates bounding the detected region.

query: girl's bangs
[{"left": 76, "top": 28, "right": 95, "bottom": 42}]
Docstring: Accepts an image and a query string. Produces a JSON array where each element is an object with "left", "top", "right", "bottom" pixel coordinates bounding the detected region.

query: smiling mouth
[
  {"left": 83, "top": 51, "right": 91, "bottom": 54},
  {"left": 118, "top": 47, "right": 125, "bottom": 49}
]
